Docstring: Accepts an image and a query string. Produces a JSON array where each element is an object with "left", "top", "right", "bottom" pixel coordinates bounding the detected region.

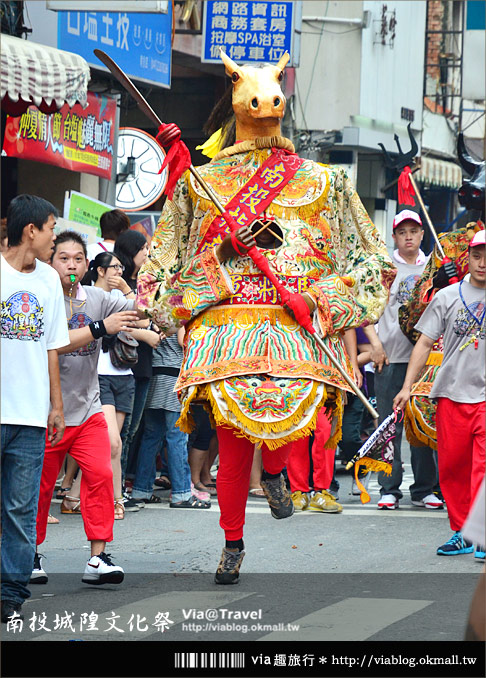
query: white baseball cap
[
  {"left": 392, "top": 209, "right": 423, "bottom": 230},
  {"left": 469, "top": 229, "right": 486, "bottom": 248}
]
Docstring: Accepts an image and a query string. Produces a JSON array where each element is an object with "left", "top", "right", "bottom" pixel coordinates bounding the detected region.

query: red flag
[{"left": 397, "top": 165, "right": 416, "bottom": 206}]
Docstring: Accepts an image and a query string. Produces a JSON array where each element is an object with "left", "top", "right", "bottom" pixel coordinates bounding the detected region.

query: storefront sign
[
  {"left": 202, "top": 1, "right": 301, "bottom": 65},
  {"left": 2, "top": 92, "right": 116, "bottom": 179},
  {"left": 57, "top": 9, "right": 172, "bottom": 88}
]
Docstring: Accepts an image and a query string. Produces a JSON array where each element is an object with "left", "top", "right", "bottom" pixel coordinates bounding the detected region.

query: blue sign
[
  {"left": 58, "top": 8, "right": 172, "bottom": 88},
  {"left": 202, "top": 1, "right": 301, "bottom": 66}
]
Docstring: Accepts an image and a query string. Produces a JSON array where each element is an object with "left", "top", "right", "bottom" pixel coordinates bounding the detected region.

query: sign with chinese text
[
  {"left": 64, "top": 191, "right": 114, "bottom": 235},
  {"left": 2, "top": 92, "right": 116, "bottom": 179},
  {"left": 202, "top": 1, "right": 301, "bottom": 65},
  {"left": 57, "top": 8, "right": 172, "bottom": 88}
]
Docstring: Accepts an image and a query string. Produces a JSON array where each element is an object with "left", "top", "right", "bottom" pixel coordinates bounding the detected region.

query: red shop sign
[{"left": 2, "top": 92, "right": 116, "bottom": 180}]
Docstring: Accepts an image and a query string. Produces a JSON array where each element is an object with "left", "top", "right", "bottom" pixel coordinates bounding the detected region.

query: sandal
[
  {"left": 140, "top": 494, "right": 163, "bottom": 504},
  {"left": 249, "top": 488, "right": 266, "bottom": 498},
  {"left": 154, "top": 475, "right": 171, "bottom": 490},
  {"left": 47, "top": 513, "right": 60, "bottom": 524},
  {"left": 194, "top": 481, "right": 217, "bottom": 496},
  {"left": 114, "top": 499, "right": 125, "bottom": 520},
  {"left": 170, "top": 495, "right": 211, "bottom": 509},
  {"left": 60, "top": 496, "right": 81, "bottom": 514},
  {"left": 55, "top": 486, "right": 72, "bottom": 499}
]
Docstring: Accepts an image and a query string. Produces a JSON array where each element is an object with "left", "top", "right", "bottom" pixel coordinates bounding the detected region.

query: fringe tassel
[
  {"left": 354, "top": 462, "right": 371, "bottom": 504},
  {"left": 189, "top": 305, "right": 296, "bottom": 330},
  {"left": 426, "top": 351, "right": 443, "bottom": 366}
]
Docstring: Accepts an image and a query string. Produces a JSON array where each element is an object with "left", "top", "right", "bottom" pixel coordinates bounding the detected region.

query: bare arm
[
  {"left": 47, "top": 349, "right": 65, "bottom": 446},
  {"left": 57, "top": 310, "right": 140, "bottom": 354},
  {"left": 342, "top": 329, "right": 363, "bottom": 388},
  {"left": 362, "top": 324, "right": 389, "bottom": 372},
  {"left": 393, "top": 333, "right": 436, "bottom": 411}
]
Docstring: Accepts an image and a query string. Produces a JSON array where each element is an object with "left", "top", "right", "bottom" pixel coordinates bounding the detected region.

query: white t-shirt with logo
[
  {"left": 376, "top": 251, "right": 429, "bottom": 363},
  {"left": 415, "top": 280, "right": 485, "bottom": 403},
  {"left": 1, "top": 255, "right": 69, "bottom": 427}
]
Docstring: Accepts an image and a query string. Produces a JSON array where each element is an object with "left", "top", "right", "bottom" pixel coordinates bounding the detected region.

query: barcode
[{"left": 174, "top": 652, "right": 245, "bottom": 669}]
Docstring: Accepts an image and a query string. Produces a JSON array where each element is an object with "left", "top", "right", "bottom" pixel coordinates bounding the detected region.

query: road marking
[
  {"left": 31, "top": 590, "right": 254, "bottom": 641},
  {"left": 142, "top": 503, "right": 446, "bottom": 517},
  {"left": 258, "top": 596, "right": 433, "bottom": 641}
]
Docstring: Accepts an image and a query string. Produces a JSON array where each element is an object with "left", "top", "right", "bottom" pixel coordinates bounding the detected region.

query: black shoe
[
  {"left": 214, "top": 548, "right": 245, "bottom": 585},
  {"left": 30, "top": 552, "right": 48, "bottom": 584},
  {"left": 1, "top": 599, "right": 24, "bottom": 623},
  {"left": 122, "top": 497, "right": 142, "bottom": 511},
  {"left": 260, "top": 474, "right": 295, "bottom": 519}
]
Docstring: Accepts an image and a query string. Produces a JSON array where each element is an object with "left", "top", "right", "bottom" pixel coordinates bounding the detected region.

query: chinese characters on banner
[
  {"left": 202, "top": 1, "right": 296, "bottom": 64},
  {"left": 57, "top": 9, "right": 172, "bottom": 88},
  {"left": 2, "top": 93, "right": 116, "bottom": 180}
]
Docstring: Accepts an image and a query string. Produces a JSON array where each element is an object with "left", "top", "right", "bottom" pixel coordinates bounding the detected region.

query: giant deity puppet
[{"left": 136, "top": 50, "right": 396, "bottom": 584}]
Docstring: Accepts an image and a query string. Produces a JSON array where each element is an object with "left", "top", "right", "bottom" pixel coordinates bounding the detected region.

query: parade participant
[
  {"left": 394, "top": 229, "right": 486, "bottom": 557},
  {"left": 371, "top": 210, "right": 442, "bottom": 510},
  {"left": 137, "top": 52, "right": 395, "bottom": 584},
  {"left": 32, "top": 231, "right": 139, "bottom": 586},
  {"left": 1, "top": 195, "right": 69, "bottom": 623},
  {"left": 398, "top": 222, "right": 483, "bottom": 451}
]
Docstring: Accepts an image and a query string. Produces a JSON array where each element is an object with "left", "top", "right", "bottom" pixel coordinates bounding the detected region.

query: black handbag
[{"left": 102, "top": 332, "right": 139, "bottom": 368}]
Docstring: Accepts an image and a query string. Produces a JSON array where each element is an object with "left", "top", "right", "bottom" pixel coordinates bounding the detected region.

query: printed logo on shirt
[
  {"left": 453, "top": 301, "right": 486, "bottom": 339},
  {"left": 1, "top": 291, "right": 44, "bottom": 341},
  {"left": 396, "top": 274, "right": 421, "bottom": 304},
  {"left": 66, "top": 311, "right": 97, "bottom": 356}
]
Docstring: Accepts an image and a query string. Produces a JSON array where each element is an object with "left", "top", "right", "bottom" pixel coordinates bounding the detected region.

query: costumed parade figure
[{"left": 137, "top": 51, "right": 396, "bottom": 583}]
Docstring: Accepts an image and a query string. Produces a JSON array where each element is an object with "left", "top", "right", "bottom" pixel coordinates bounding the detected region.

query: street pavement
[{"left": 3, "top": 443, "right": 482, "bottom": 648}]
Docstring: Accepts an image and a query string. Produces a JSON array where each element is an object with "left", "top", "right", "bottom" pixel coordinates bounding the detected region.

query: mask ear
[{"left": 220, "top": 48, "right": 242, "bottom": 81}]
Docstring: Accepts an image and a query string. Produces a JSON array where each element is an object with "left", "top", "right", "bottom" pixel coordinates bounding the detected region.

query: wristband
[{"left": 89, "top": 320, "right": 107, "bottom": 339}]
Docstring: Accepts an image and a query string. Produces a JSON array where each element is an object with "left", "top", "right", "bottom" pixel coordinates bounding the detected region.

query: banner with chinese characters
[
  {"left": 202, "top": 1, "right": 301, "bottom": 65},
  {"left": 2, "top": 92, "right": 116, "bottom": 179}
]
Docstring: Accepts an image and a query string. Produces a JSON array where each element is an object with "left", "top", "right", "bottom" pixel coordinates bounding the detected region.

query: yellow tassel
[
  {"left": 426, "top": 351, "right": 443, "bottom": 366},
  {"left": 196, "top": 128, "right": 223, "bottom": 159},
  {"left": 354, "top": 461, "right": 371, "bottom": 504}
]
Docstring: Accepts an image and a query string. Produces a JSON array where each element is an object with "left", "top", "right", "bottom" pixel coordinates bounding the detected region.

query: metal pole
[{"left": 408, "top": 173, "right": 445, "bottom": 259}]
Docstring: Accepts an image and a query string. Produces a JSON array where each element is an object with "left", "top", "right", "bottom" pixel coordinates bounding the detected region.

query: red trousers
[
  {"left": 436, "top": 398, "right": 485, "bottom": 532},
  {"left": 36, "top": 412, "right": 114, "bottom": 546},
  {"left": 216, "top": 426, "right": 293, "bottom": 541},
  {"left": 287, "top": 408, "right": 335, "bottom": 493}
]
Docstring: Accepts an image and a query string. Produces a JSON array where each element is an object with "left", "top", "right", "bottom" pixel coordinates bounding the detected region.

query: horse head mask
[{"left": 220, "top": 49, "right": 290, "bottom": 142}]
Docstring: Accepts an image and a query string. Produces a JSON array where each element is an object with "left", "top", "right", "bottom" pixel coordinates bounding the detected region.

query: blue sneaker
[
  {"left": 437, "top": 531, "right": 474, "bottom": 556},
  {"left": 474, "top": 546, "right": 485, "bottom": 561}
]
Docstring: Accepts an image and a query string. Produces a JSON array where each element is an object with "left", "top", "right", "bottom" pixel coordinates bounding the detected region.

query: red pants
[
  {"left": 36, "top": 412, "right": 114, "bottom": 546},
  {"left": 287, "top": 408, "right": 335, "bottom": 492},
  {"left": 216, "top": 426, "right": 293, "bottom": 541},
  {"left": 436, "top": 398, "right": 485, "bottom": 532}
]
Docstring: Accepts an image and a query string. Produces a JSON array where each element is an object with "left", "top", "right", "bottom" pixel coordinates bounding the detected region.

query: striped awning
[
  {"left": 415, "top": 156, "right": 463, "bottom": 189},
  {"left": 1, "top": 34, "right": 90, "bottom": 116}
]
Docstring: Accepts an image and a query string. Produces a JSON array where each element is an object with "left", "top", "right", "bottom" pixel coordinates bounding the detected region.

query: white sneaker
[
  {"left": 377, "top": 494, "right": 399, "bottom": 510},
  {"left": 30, "top": 552, "right": 48, "bottom": 585},
  {"left": 352, "top": 472, "right": 371, "bottom": 496},
  {"left": 411, "top": 493, "right": 444, "bottom": 510},
  {"left": 82, "top": 552, "right": 124, "bottom": 585}
]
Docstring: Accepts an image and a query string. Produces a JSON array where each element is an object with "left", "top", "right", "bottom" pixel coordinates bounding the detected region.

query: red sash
[{"left": 196, "top": 147, "right": 303, "bottom": 254}]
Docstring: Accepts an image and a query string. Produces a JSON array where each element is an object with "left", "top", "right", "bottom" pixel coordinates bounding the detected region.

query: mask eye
[
  {"left": 232, "top": 72, "right": 239, "bottom": 83},
  {"left": 278, "top": 71, "right": 283, "bottom": 81}
]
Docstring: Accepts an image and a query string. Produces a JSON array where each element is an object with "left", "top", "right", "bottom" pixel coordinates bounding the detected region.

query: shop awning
[
  {"left": 1, "top": 34, "right": 90, "bottom": 116},
  {"left": 415, "top": 156, "right": 463, "bottom": 189}
]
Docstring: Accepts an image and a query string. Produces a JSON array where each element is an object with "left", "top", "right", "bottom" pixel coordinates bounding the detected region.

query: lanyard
[{"left": 458, "top": 280, "right": 485, "bottom": 350}]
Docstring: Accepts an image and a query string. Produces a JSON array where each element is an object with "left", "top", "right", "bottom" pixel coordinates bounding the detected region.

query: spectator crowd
[{"left": 1, "top": 195, "right": 484, "bottom": 623}]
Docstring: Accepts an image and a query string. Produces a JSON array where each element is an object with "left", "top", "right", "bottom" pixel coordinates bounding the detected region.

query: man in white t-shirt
[
  {"left": 86, "top": 209, "right": 130, "bottom": 262},
  {"left": 394, "top": 229, "right": 485, "bottom": 558},
  {"left": 371, "top": 210, "right": 442, "bottom": 510},
  {"left": 1, "top": 195, "right": 69, "bottom": 623}
]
